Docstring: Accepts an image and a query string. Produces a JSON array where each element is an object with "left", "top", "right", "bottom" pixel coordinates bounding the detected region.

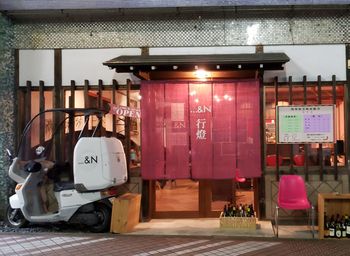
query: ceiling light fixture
[{"left": 194, "top": 70, "right": 211, "bottom": 79}]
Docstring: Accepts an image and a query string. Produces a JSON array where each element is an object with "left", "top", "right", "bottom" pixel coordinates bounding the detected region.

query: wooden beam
[
  {"left": 303, "top": 75, "right": 309, "bottom": 182},
  {"left": 332, "top": 75, "right": 338, "bottom": 181},
  {"left": 39, "top": 80, "right": 45, "bottom": 145},
  {"left": 288, "top": 76, "right": 294, "bottom": 174},
  {"left": 112, "top": 79, "right": 118, "bottom": 137},
  {"left": 54, "top": 49, "right": 63, "bottom": 162},
  {"left": 84, "top": 80, "right": 90, "bottom": 108},
  {"left": 25, "top": 80, "right": 32, "bottom": 159},
  {"left": 317, "top": 75, "right": 324, "bottom": 181},
  {"left": 274, "top": 76, "right": 279, "bottom": 182},
  {"left": 98, "top": 79, "right": 104, "bottom": 137},
  {"left": 125, "top": 79, "right": 132, "bottom": 182},
  {"left": 68, "top": 80, "right": 76, "bottom": 179},
  {"left": 134, "top": 71, "right": 150, "bottom": 80}
]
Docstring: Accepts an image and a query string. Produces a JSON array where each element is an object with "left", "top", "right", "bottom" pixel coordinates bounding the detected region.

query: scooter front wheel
[{"left": 6, "top": 205, "right": 28, "bottom": 228}]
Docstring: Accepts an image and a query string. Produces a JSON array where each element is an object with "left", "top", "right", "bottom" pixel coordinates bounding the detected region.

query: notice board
[{"left": 277, "top": 105, "right": 335, "bottom": 143}]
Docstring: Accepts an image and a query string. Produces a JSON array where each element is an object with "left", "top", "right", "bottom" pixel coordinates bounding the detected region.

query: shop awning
[{"left": 104, "top": 52, "right": 289, "bottom": 72}]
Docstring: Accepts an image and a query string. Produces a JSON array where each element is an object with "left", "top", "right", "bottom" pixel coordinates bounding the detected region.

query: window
[{"left": 264, "top": 82, "right": 346, "bottom": 174}]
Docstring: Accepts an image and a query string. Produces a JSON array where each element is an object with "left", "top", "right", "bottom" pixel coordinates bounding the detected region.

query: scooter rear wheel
[
  {"left": 6, "top": 205, "right": 28, "bottom": 228},
  {"left": 88, "top": 203, "right": 111, "bottom": 233}
]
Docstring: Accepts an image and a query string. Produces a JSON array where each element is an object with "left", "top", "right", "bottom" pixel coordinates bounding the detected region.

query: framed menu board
[{"left": 277, "top": 105, "right": 335, "bottom": 143}]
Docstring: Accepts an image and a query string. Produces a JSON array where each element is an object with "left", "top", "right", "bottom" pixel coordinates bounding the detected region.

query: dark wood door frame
[{"left": 149, "top": 180, "right": 259, "bottom": 219}]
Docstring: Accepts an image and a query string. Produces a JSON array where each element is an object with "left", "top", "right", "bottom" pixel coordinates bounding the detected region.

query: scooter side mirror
[
  {"left": 35, "top": 146, "right": 45, "bottom": 156},
  {"left": 5, "top": 148, "right": 13, "bottom": 160}
]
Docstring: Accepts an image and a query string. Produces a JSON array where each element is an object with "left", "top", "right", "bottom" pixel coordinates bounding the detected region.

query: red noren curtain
[{"left": 141, "top": 80, "right": 261, "bottom": 179}]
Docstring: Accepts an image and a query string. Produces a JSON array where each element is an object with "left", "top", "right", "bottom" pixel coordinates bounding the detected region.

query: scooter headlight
[{"left": 15, "top": 184, "right": 22, "bottom": 191}]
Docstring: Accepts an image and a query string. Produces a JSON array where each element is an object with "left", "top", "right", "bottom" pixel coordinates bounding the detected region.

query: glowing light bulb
[{"left": 194, "top": 70, "right": 210, "bottom": 79}]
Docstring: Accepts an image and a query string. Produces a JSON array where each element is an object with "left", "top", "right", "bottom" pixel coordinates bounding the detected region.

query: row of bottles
[
  {"left": 222, "top": 203, "right": 255, "bottom": 217},
  {"left": 324, "top": 213, "right": 350, "bottom": 238}
]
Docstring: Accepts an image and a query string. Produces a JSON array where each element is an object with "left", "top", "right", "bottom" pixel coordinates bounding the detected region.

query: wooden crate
[
  {"left": 318, "top": 193, "right": 350, "bottom": 239},
  {"left": 219, "top": 213, "right": 256, "bottom": 229},
  {"left": 110, "top": 193, "right": 141, "bottom": 233}
]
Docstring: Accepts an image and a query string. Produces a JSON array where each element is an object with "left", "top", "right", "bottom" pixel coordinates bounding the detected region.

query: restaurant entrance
[
  {"left": 153, "top": 179, "right": 256, "bottom": 218},
  {"left": 140, "top": 80, "right": 261, "bottom": 219}
]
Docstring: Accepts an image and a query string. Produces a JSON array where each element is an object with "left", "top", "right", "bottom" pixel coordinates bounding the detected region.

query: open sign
[{"left": 108, "top": 103, "right": 141, "bottom": 118}]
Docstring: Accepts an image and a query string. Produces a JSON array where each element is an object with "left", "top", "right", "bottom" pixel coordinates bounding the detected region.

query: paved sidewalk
[{"left": 0, "top": 233, "right": 349, "bottom": 256}]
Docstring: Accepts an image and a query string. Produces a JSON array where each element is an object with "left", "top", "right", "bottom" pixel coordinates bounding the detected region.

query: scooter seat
[{"left": 54, "top": 181, "right": 75, "bottom": 192}]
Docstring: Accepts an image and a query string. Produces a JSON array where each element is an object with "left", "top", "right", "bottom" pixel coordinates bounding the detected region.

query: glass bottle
[
  {"left": 238, "top": 204, "right": 243, "bottom": 217},
  {"left": 345, "top": 215, "right": 350, "bottom": 238},
  {"left": 324, "top": 212, "right": 329, "bottom": 238},
  {"left": 329, "top": 215, "right": 335, "bottom": 238},
  {"left": 341, "top": 216, "right": 347, "bottom": 238},
  {"left": 223, "top": 204, "right": 228, "bottom": 217},
  {"left": 335, "top": 216, "right": 342, "bottom": 239},
  {"left": 250, "top": 204, "right": 255, "bottom": 217},
  {"left": 232, "top": 205, "right": 236, "bottom": 217}
]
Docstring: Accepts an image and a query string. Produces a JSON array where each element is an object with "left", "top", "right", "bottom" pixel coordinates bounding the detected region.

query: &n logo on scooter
[
  {"left": 77, "top": 155, "right": 99, "bottom": 165},
  {"left": 84, "top": 155, "right": 98, "bottom": 164}
]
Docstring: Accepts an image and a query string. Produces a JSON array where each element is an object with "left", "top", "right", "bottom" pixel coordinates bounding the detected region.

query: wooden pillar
[
  {"left": 68, "top": 80, "right": 76, "bottom": 179},
  {"left": 332, "top": 75, "right": 338, "bottom": 181},
  {"left": 24, "top": 81, "right": 32, "bottom": 159},
  {"left": 303, "top": 76, "right": 309, "bottom": 181},
  {"left": 125, "top": 79, "right": 132, "bottom": 181},
  {"left": 317, "top": 75, "right": 324, "bottom": 181},
  {"left": 274, "top": 76, "right": 280, "bottom": 181},
  {"left": 54, "top": 49, "right": 62, "bottom": 162},
  {"left": 84, "top": 79, "right": 90, "bottom": 108},
  {"left": 97, "top": 79, "right": 104, "bottom": 137},
  {"left": 83, "top": 79, "right": 90, "bottom": 137},
  {"left": 288, "top": 76, "right": 294, "bottom": 174},
  {"left": 257, "top": 69, "right": 264, "bottom": 219},
  {"left": 39, "top": 80, "right": 45, "bottom": 145},
  {"left": 112, "top": 79, "right": 118, "bottom": 137}
]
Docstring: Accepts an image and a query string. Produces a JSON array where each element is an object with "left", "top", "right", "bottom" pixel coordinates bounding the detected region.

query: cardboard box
[{"left": 219, "top": 212, "right": 256, "bottom": 229}]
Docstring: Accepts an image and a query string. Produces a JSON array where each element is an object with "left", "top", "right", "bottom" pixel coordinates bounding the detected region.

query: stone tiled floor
[
  {"left": 129, "top": 219, "right": 315, "bottom": 239},
  {"left": 0, "top": 233, "right": 349, "bottom": 256}
]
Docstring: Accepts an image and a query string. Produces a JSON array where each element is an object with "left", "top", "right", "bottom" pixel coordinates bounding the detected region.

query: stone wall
[
  {"left": 12, "top": 9, "right": 350, "bottom": 49},
  {"left": 0, "top": 13, "right": 15, "bottom": 219}
]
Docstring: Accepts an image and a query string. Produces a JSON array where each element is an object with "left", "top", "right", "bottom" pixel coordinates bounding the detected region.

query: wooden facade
[{"left": 14, "top": 49, "right": 349, "bottom": 221}]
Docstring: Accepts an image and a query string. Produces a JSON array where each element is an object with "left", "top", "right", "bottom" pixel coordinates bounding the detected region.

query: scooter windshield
[
  {"left": 17, "top": 110, "right": 64, "bottom": 162},
  {"left": 16, "top": 108, "right": 107, "bottom": 162}
]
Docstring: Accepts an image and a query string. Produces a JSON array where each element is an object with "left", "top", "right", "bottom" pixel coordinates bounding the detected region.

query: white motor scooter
[{"left": 6, "top": 108, "right": 127, "bottom": 232}]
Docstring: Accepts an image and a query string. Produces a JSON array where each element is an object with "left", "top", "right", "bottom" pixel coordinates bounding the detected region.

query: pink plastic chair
[
  {"left": 293, "top": 154, "right": 305, "bottom": 166},
  {"left": 274, "top": 175, "right": 315, "bottom": 238}
]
